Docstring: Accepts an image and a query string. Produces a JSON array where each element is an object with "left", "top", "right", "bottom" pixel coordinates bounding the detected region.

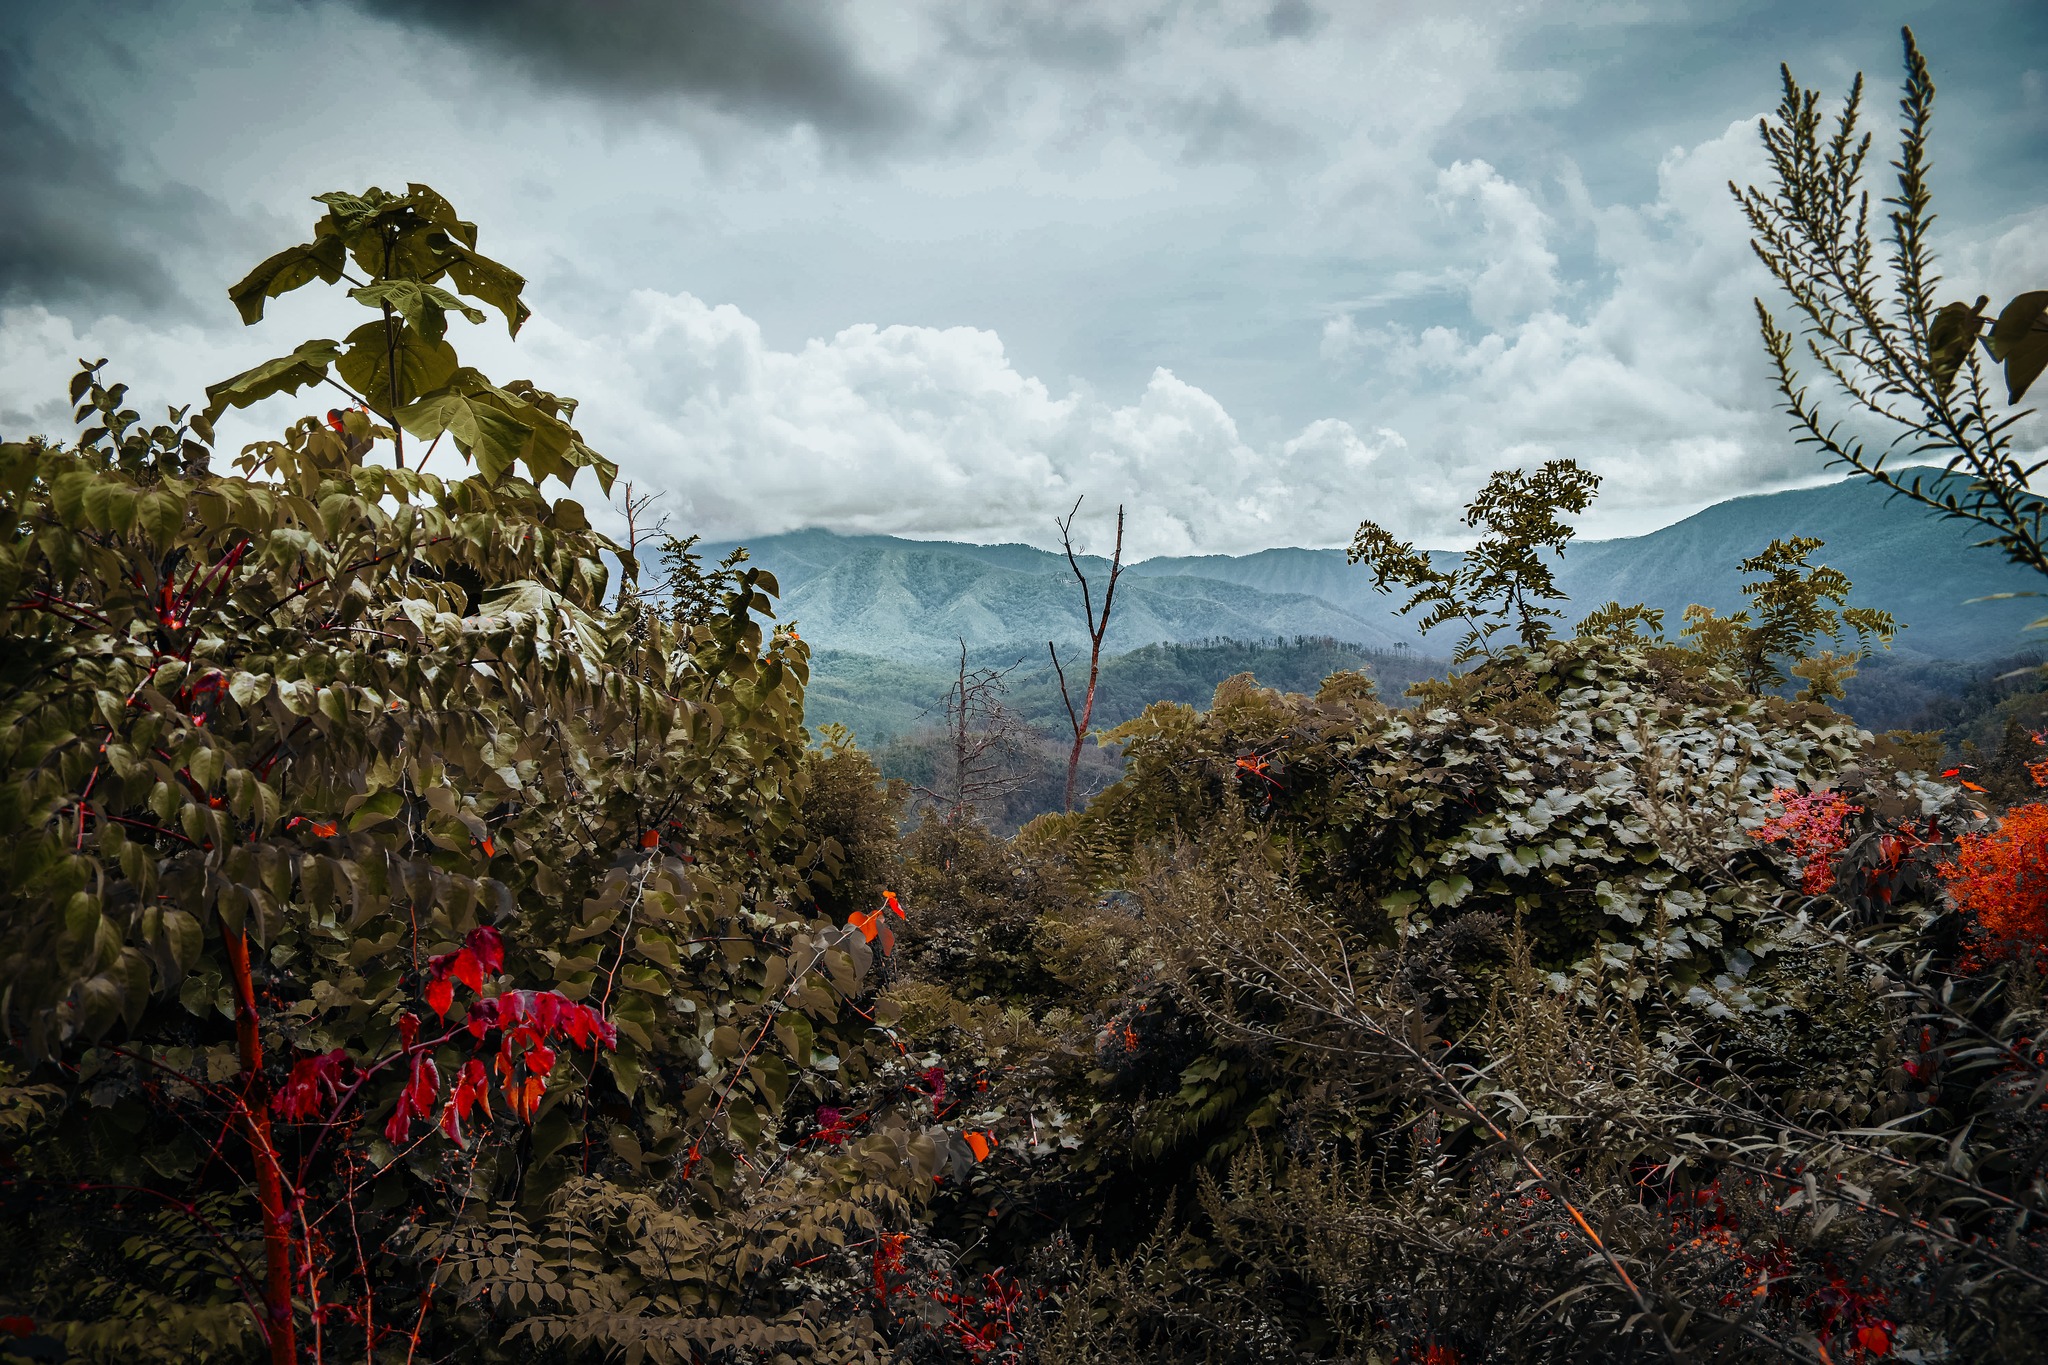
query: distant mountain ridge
[{"left": 700, "top": 475, "right": 2048, "bottom": 666}]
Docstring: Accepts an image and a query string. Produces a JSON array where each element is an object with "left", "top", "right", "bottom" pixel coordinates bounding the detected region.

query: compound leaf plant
[
  {"left": 0, "top": 187, "right": 938, "bottom": 1364},
  {"left": 207, "top": 183, "right": 615, "bottom": 491}
]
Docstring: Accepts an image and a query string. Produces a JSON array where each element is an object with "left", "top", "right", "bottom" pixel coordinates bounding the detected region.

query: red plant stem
[{"left": 223, "top": 920, "right": 298, "bottom": 1365}]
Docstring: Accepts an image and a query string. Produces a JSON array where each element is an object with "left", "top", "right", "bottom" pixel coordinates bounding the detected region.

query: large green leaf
[
  {"left": 1989, "top": 290, "right": 2048, "bottom": 404},
  {"left": 396, "top": 387, "right": 534, "bottom": 483},
  {"left": 336, "top": 320, "right": 458, "bottom": 416},
  {"left": 202, "top": 339, "right": 343, "bottom": 422},
  {"left": 347, "top": 280, "right": 484, "bottom": 346},
  {"left": 226, "top": 236, "right": 346, "bottom": 325},
  {"left": 403, "top": 182, "right": 478, "bottom": 248},
  {"left": 436, "top": 238, "right": 530, "bottom": 336}
]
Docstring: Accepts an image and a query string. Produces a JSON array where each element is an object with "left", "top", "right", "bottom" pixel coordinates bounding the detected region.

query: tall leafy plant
[
  {"left": 1349, "top": 459, "right": 1600, "bottom": 663},
  {"left": 205, "top": 184, "right": 614, "bottom": 489},
  {"left": 1737, "top": 28, "right": 2048, "bottom": 581},
  {"left": 1, "top": 187, "right": 920, "bottom": 1363}
]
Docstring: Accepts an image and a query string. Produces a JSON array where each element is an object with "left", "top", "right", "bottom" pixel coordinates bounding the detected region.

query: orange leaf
[
  {"left": 848, "top": 910, "right": 880, "bottom": 942},
  {"left": 883, "top": 890, "right": 905, "bottom": 919},
  {"left": 1961, "top": 780, "right": 1988, "bottom": 793},
  {"left": 964, "top": 1131, "right": 993, "bottom": 1161}
]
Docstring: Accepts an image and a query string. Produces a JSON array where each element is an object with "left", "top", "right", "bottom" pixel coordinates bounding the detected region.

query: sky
[{"left": 2, "top": 0, "right": 2044, "bottom": 558}]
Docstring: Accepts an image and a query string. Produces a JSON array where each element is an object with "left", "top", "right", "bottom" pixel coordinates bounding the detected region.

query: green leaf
[
  {"left": 347, "top": 279, "right": 484, "bottom": 347},
  {"left": 395, "top": 388, "right": 533, "bottom": 483},
  {"left": 1425, "top": 875, "right": 1472, "bottom": 908},
  {"left": 336, "top": 320, "right": 458, "bottom": 416},
  {"left": 202, "top": 340, "right": 343, "bottom": 423},
  {"left": 1988, "top": 290, "right": 2048, "bottom": 403},
  {"left": 435, "top": 237, "right": 530, "bottom": 336},
  {"left": 348, "top": 788, "right": 404, "bottom": 832},
  {"left": 226, "top": 236, "right": 346, "bottom": 324},
  {"left": 161, "top": 909, "right": 203, "bottom": 976},
  {"left": 727, "top": 1096, "right": 761, "bottom": 1146}
]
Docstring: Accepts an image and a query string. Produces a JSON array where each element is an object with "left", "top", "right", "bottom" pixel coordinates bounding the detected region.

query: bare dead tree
[
  {"left": 613, "top": 480, "right": 668, "bottom": 608},
  {"left": 1048, "top": 497, "right": 1126, "bottom": 813},
  {"left": 914, "top": 640, "right": 1028, "bottom": 823}
]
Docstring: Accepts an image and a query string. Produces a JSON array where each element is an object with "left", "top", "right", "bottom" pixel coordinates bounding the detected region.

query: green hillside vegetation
[
  {"left": 711, "top": 471, "right": 2048, "bottom": 672},
  {"left": 805, "top": 636, "right": 1445, "bottom": 744},
  {"left": 7, "top": 34, "right": 2048, "bottom": 1365}
]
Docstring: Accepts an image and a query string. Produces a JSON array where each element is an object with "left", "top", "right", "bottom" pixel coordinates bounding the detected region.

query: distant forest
[{"left": 819, "top": 634, "right": 2048, "bottom": 830}]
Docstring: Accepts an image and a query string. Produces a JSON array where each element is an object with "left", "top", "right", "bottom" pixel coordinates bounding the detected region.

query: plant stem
[{"left": 223, "top": 918, "right": 298, "bottom": 1365}]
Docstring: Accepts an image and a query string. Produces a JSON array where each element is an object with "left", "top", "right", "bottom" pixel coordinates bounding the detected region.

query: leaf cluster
[{"left": 1349, "top": 459, "right": 1600, "bottom": 664}]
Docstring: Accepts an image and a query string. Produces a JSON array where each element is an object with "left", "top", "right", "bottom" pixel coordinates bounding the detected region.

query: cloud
[
  {"left": 339, "top": 0, "right": 913, "bottom": 139},
  {"left": 1432, "top": 160, "right": 1561, "bottom": 329},
  {"left": 1323, "top": 115, "right": 2048, "bottom": 542},
  {"left": 0, "top": 54, "right": 200, "bottom": 311},
  {"left": 513, "top": 290, "right": 1401, "bottom": 558}
]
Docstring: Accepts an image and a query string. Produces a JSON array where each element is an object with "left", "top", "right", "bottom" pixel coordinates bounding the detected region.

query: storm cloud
[
  {"left": 0, "top": 57, "right": 188, "bottom": 309},
  {"left": 341, "top": 0, "right": 916, "bottom": 138}
]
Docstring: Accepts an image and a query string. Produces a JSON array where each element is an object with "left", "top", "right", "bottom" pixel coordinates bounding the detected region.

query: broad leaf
[
  {"left": 1989, "top": 290, "right": 2048, "bottom": 404},
  {"left": 336, "top": 320, "right": 458, "bottom": 416},
  {"left": 226, "top": 236, "right": 346, "bottom": 324},
  {"left": 347, "top": 280, "right": 484, "bottom": 346},
  {"left": 202, "top": 339, "right": 343, "bottom": 423},
  {"left": 396, "top": 388, "right": 534, "bottom": 483},
  {"left": 1927, "top": 298, "right": 1987, "bottom": 398},
  {"left": 436, "top": 238, "right": 530, "bottom": 336}
]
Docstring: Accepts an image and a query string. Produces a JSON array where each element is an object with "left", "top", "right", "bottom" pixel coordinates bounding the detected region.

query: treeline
[{"left": 840, "top": 637, "right": 1447, "bottom": 830}]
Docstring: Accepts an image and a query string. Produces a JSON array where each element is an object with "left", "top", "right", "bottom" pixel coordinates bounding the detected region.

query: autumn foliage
[{"left": 1940, "top": 802, "right": 2048, "bottom": 966}]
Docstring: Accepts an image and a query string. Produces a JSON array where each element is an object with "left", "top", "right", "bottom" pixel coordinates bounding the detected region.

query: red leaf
[
  {"left": 466, "top": 925, "right": 504, "bottom": 975},
  {"left": 640, "top": 829, "right": 659, "bottom": 849},
  {"left": 424, "top": 976, "right": 454, "bottom": 1019},
  {"left": 455, "top": 1058, "right": 489, "bottom": 1122},
  {"left": 397, "top": 1010, "right": 420, "bottom": 1051},
  {"left": 527, "top": 1044, "right": 557, "bottom": 1079},
  {"left": 1856, "top": 1324, "right": 1892, "bottom": 1357},
  {"left": 529, "top": 991, "right": 562, "bottom": 1036},
  {"left": 439, "top": 1099, "right": 464, "bottom": 1145},
  {"left": 479, "top": 836, "right": 494, "bottom": 857},
  {"left": 465, "top": 996, "right": 500, "bottom": 1038},
  {"left": 448, "top": 947, "right": 484, "bottom": 993},
  {"left": 883, "top": 890, "right": 905, "bottom": 919},
  {"left": 407, "top": 1055, "right": 441, "bottom": 1116},
  {"left": 0, "top": 1317, "right": 34, "bottom": 1339},
  {"left": 384, "top": 1098, "right": 413, "bottom": 1145}
]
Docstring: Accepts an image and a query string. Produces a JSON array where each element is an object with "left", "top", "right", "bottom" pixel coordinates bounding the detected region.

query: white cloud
[
  {"left": 1318, "top": 115, "right": 2048, "bottom": 542},
  {"left": 1432, "top": 159, "right": 1562, "bottom": 329},
  {"left": 519, "top": 290, "right": 1402, "bottom": 557}
]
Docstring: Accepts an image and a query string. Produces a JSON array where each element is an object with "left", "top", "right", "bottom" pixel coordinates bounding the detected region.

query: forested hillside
[{"left": 705, "top": 473, "right": 2048, "bottom": 668}]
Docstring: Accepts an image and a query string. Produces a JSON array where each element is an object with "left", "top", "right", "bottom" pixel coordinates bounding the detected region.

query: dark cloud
[
  {"left": 341, "top": 0, "right": 915, "bottom": 138},
  {"left": 0, "top": 56, "right": 196, "bottom": 310},
  {"left": 1265, "top": 0, "right": 1321, "bottom": 42}
]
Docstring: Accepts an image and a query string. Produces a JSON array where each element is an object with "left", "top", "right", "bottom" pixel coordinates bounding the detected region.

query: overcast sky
[{"left": 3, "top": 0, "right": 2044, "bottom": 557}]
